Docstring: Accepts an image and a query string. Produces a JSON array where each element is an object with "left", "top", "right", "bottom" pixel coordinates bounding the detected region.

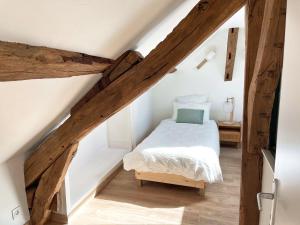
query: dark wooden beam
[
  {"left": 25, "top": 0, "right": 246, "bottom": 188},
  {"left": 224, "top": 28, "right": 239, "bottom": 81},
  {"left": 0, "top": 41, "right": 114, "bottom": 81},
  {"left": 30, "top": 143, "right": 78, "bottom": 225},
  {"left": 240, "top": 1, "right": 286, "bottom": 225}
]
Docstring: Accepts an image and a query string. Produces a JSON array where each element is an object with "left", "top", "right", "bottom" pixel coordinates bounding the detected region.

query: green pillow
[{"left": 176, "top": 108, "right": 204, "bottom": 124}]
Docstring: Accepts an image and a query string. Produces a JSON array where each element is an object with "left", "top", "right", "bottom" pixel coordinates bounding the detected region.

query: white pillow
[
  {"left": 175, "top": 94, "right": 208, "bottom": 104},
  {"left": 172, "top": 102, "right": 211, "bottom": 122}
]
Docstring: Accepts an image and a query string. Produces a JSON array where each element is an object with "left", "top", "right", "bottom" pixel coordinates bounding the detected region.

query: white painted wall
[
  {"left": 130, "top": 91, "right": 154, "bottom": 147},
  {"left": 151, "top": 29, "right": 245, "bottom": 126},
  {"left": 0, "top": 155, "right": 29, "bottom": 225},
  {"left": 105, "top": 88, "right": 154, "bottom": 150},
  {"left": 107, "top": 106, "right": 132, "bottom": 150},
  {"left": 67, "top": 90, "right": 155, "bottom": 212},
  {"left": 68, "top": 122, "right": 108, "bottom": 207}
]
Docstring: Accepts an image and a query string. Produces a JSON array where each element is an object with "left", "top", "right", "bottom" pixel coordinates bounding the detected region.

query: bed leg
[
  {"left": 198, "top": 182, "right": 205, "bottom": 196},
  {"left": 137, "top": 179, "right": 143, "bottom": 187},
  {"left": 198, "top": 188, "right": 205, "bottom": 196}
]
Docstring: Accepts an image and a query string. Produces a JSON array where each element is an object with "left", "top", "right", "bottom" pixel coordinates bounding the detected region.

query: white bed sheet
[{"left": 123, "top": 119, "right": 223, "bottom": 183}]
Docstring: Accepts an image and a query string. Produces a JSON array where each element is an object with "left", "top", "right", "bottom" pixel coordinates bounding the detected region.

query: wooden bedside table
[{"left": 217, "top": 121, "right": 241, "bottom": 147}]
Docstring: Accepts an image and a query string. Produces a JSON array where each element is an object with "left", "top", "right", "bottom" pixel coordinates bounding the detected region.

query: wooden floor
[{"left": 68, "top": 147, "right": 241, "bottom": 225}]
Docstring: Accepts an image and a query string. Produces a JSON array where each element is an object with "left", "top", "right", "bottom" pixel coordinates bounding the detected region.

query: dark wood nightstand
[{"left": 217, "top": 121, "right": 241, "bottom": 147}]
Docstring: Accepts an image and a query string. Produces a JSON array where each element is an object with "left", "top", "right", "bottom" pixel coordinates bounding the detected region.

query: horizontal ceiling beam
[
  {"left": 0, "top": 41, "right": 114, "bottom": 81},
  {"left": 25, "top": 0, "right": 246, "bottom": 188}
]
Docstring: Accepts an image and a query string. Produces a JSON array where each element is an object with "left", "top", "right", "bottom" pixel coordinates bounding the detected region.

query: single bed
[{"left": 123, "top": 119, "right": 223, "bottom": 195}]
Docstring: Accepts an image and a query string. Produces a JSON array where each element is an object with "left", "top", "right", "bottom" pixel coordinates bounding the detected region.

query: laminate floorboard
[{"left": 55, "top": 147, "right": 242, "bottom": 225}]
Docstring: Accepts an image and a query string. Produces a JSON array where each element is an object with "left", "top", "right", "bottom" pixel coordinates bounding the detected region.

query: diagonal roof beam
[
  {"left": 0, "top": 41, "right": 114, "bottom": 81},
  {"left": 25, "top": 0, "right": 246, "bottom": 187}
]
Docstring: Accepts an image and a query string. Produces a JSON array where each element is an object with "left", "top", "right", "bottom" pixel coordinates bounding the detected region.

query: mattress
[{"left": 123, "top": 119, "right": 223, "bottom": 183}]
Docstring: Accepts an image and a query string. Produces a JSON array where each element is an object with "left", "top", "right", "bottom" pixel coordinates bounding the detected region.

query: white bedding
[{"left": 123, "top": 119, "right": 223, "bottom": 183}]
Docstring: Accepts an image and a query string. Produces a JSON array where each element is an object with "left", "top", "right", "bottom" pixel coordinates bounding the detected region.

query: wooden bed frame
[{"left": 135, "top": 171, "right": 206, "bottom": 195}]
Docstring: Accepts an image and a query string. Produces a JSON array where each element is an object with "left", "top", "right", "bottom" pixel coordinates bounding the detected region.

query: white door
[{"left": 267, "top": 1, "right": 300, "bottom": 224}]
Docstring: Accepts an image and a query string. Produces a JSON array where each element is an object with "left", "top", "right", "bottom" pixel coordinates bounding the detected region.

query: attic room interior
[{"left": 0, "top": 0, "right": 299, "bottom": 225}]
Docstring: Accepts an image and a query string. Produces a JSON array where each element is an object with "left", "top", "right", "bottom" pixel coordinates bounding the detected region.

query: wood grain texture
[
  {"left": 0, "top": 41, "right": 114, "bottom": 81},
  {"left": 24, "top": 51, "right": 142, "bottom": 187},
  {"left": 135, "top": 171, "right": 206, "bottom": 189},
  {"left": 25, "top": 0, "right": 246, "bottom": 188},
  {"left": 240, "top": 1, "right": 266, "bottom": 224},
  {"left": 48, "top": 212, "right": 68, "bottom": 225},
  {"left": 220, "top": 130, "right": 241, "bottom": 143},
  {"left": 71, "top": 50, "right": 143, "bottom": 114},
  {"left": 30, "top": 143, "right": 78, "bottom": 225},
  {"left": 240, "top": 1, "right": 286, "bottom": 225},
  {"left": 62, "top": 147, "right": 241, "bottom": 225},
  {"left": 247, "top": 0, "right": 286, "bottom": 152},
  {"left": 224, "top": 28, "right": 239, "bottom": 81}
]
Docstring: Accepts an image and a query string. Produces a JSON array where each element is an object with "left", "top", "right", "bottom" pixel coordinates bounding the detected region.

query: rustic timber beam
[
  {"left": 25, "top": 50, "right": 143, "bottom": 187},
  {"left": 240, "top": 1, "right": 286, "bottom": 225},
  {"left": 25, "top": 50, "right": 142, "bottom": 225},
  {"left": 247, "top": 0, "right": 286, "bottom": 148},
  {"left": 24, "top": 0, "right": 246, "bottom": 188},
  {"left": 240, "top": 1, "right": 266, "bottom": 224},
  {"left": 71, "top": 50, "right": 143, "bottom": 114},
  {"left": 0, "top": 41, "right": 114, "bottom": 81},
  {"left": 224, "top": 27, "right": 239, "bottom": 81},
  {"left": 30, "top": 143, "right": 78, "bottom": 225}
]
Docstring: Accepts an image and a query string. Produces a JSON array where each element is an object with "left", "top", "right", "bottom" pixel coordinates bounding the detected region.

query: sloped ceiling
[
  {"left": 0, "top": 0, "right": 244, "bottom": 164},
  {"left": 0, "top": 0, "right": 187, "bottom": 163}
]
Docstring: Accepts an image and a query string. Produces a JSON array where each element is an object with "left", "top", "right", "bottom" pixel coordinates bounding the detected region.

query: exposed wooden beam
[
  {"left": 25, "top": 0, "right": 246, "bottom": 188},
  {"left": 240, "top": 1, "right": 266, "bottom": 223},
  {"left": 0, "top": 41, "right": 114, "bottom": 81},
  {"left": 30, "top": 142, "right": 78, "bottom": 225},
  {"left": 71, "top": 50, "right": 143, "bottom": 114},
  {"left": 48, "top": 211, "right": 68, "bottom": 225},
  {"left": 247, "top": 0, "right": 286, "bottom": 148},
  {"left": 240, "top": 1, "right": 286, "bottom": 225},
  {"left": 25, "top": 50, "right": 142, "bottom": 187},
  {"left": 224, "top": 27, "right": 239, "bottom": 81}
]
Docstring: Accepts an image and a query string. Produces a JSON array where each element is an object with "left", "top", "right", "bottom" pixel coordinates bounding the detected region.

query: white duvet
[{"left": 123, "top": 119, "right": 223, "bottom": 183}]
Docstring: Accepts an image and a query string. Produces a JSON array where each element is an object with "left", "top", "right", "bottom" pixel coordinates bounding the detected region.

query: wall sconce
[
  {"left": 223, "top": 97, "right": 235, "bottom": 123},
  {"left": 196, "top": 50, "right": 216, "bottom": 70}
]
